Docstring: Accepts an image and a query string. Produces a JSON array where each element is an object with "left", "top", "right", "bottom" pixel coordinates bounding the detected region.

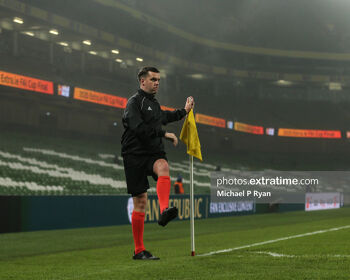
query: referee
[{"left": 121, "top": 66, "right": 194, "bottom": 260}]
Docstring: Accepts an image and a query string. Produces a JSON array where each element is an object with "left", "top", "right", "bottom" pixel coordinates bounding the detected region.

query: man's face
[{"left": 140, "top": 71, "right": 160, "bottom": 94}]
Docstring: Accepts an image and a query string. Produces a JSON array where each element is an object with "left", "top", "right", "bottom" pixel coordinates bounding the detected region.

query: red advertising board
[
  {"left": 74, "top": 87, "right": 127, "bottom": 108},
  {"left": 195, "top": 113, "right": 226, "bottom": 128},
  {"left": 234, "top": 122, "right": 264, "bottom": 135},
  {"left": 0, "top": 71, "right": 53, "bottom": 94},
  {"left": 278, "top": 128, "right": 341, "bottom": 138},
  {"left": 161, "top": 105, "right": 176, "bottom": 111}
]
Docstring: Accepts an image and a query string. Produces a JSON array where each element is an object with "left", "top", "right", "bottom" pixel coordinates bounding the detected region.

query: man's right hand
[
  {"left": 184, "top": 96, "right": 194, "bottom": 113},
  {"left": 164, "top": 132, "right": 178, "bottom": 146}
]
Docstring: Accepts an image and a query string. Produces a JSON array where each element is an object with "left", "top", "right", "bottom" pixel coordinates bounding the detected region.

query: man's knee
[
  {"left": 153, "top": 159, "right": 169, "bottom": 176},
  {"left": 133, "top": 192, "right": 147, "bottom": 212}
]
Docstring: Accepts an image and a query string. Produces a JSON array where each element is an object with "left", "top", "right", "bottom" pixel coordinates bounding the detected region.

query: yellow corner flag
[{"left": 180, "top": 110, "right": 202, "bottom": 161}]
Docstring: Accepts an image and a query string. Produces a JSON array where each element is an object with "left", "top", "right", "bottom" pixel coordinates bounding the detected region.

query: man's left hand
[{"left": 164, "top": 132, "right": 178, "bottom": 147}]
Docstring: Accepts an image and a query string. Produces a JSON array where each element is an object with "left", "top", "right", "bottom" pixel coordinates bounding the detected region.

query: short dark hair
[{"left": 137, "top": 66, "right": 159, "bottom": 81}]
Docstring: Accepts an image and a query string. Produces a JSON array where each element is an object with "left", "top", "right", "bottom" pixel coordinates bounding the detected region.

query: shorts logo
[{"left": 148, "top": 106, "right": 152, "bottom": 111}]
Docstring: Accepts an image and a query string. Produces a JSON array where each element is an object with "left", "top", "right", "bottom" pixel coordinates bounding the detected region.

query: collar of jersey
[{"left": 138, "top": 89, "right": 155, "bottom": 100}]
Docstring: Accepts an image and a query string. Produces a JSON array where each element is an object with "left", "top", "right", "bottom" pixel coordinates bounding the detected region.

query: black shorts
[{"left": 123, "top": 153, "right": 167, "bottom": 197}]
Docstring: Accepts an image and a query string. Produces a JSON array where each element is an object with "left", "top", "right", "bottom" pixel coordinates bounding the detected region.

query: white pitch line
[
  {"left": 255, "top": 251, "right": 295, "bottom": 258},
  {"left": 198, "top": 225, "right": 350, "bottom": 257},
  {"left": 255, "top": 251, "right": 350, "bottom": 258}
]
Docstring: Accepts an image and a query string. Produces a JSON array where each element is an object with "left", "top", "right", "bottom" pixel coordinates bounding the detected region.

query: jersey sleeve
[{"left": 161, "top": 108, "right": 187, "bottom": 125}]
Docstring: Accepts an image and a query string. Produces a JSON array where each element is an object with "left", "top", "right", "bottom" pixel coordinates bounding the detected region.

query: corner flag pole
[
  {"left": 190, "top": 154, "right": 195, "bottom": 256},
  {"left": 179, "top": 107, "right": 201, "bottom": 257}
]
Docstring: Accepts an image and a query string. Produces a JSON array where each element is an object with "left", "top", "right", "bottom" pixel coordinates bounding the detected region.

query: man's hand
[
  {"left": 184, "top": 96, "right": 194, "bottom": 113},
  {"left": 164, "top": 132, "right": 178, "bottom": 147}
]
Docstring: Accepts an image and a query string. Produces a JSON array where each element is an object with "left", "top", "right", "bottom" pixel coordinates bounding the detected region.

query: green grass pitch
[{"left": 0, "top": 207, "right": 349, "bottom": 280}]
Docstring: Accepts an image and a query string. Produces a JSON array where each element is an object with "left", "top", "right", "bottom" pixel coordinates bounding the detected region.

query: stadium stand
[{"left": 0, "top": 129, "right": 216, "bottom": 196}]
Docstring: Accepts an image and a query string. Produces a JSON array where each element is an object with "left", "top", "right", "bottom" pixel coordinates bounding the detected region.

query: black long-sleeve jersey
[{"left": 121, "top": 89, "right": 187, "bottom": 155}]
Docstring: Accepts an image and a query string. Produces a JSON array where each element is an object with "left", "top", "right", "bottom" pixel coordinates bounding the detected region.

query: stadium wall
[{"left": 0, "top": 195, "right": 310, "bottom": 234}]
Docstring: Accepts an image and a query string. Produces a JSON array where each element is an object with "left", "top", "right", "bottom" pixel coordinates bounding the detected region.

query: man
[
  {"left": 121, "top": 66, "right": 194, "bottom": 260},
  {"left": 174, "top": 175, "right": 184, "bottom": 194}
]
